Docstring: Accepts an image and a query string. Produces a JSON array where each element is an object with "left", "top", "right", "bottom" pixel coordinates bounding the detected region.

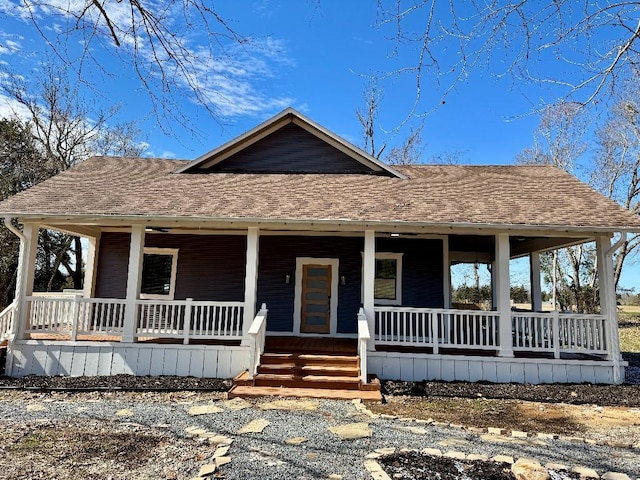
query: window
[
  {"left": 140, "top": 248, "right": 178, "bottom": 299},
  {"left": 374, "top": 253, "right": 402, "bottom": 305}
]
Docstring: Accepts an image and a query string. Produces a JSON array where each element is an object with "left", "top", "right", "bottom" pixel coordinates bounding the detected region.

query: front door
[{"left": 300, "top": 264, "right": 332, "bottom": 334}]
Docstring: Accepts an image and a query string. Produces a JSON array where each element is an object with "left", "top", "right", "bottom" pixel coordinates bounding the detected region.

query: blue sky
[
  {"left": 0, "top": 0, "right": 546, "bottom": 162},
  {"left": 0, "top": 1, "right": 638, "bottom": 291}
]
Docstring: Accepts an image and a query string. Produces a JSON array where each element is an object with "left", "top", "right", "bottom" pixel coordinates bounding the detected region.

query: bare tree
[
  {"left": 3, "top": 64, "right": 146, "bottom": 291},
  {"left": 515, "top": 102, "right": 588, "bottom": 173},
  {"left": 8, "top": 1, "right": 245, "bottom": 130},
  {"left": 384, "top": 122, "right": 425, "bottom": 165},
  {"left": 594, "top": 77, "right": 640, "bottom": 289},
  {"left": 377, "top": 1, "right": 640, "bottom": 113},
  {"left": 357, "top": 79, "right": 386, "bottom": 159},
  {"left": 516, "top": 102, "right": 596, "bottom": 311}
]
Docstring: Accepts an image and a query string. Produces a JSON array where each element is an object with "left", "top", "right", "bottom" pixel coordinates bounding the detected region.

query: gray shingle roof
[{"left": 1, "top": 156, "right": 639, "bottom": 231}]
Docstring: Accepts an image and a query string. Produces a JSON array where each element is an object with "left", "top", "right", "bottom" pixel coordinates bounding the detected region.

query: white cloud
[
  {"left": 0, "top": 93, "right": 32, "bottom": 120},
  {"left": 2, "top": 1, "right": 295, "bottom": 120}
]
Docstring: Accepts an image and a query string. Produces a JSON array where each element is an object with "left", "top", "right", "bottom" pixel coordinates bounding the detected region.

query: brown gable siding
[{"left": 199, "top": 123, "right": 380, "bottom": 174}]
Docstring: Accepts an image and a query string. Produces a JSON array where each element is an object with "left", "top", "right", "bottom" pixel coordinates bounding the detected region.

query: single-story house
[{"left": 1, "top": 108, "right": 639, "bottom": 398}]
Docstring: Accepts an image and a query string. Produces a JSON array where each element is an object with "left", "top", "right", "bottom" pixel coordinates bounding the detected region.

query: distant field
[{"left": 619, "top": 304, "right": 640, "bottom": 314}]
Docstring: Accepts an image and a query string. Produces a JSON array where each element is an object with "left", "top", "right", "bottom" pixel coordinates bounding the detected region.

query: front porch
[
  {"left": 0, "top": 293, "right": 622, "bottom": 385},
  {"left": 0, "top": 220, "right": 626, "bottom": 387}
]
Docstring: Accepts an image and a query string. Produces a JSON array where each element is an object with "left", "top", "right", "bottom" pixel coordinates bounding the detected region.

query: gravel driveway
[{"left": 0, "top": 390, "right": 637, "bottom": 479}]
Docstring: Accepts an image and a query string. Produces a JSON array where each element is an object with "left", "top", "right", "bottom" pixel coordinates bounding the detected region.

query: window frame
[
  {"left": 139, "top": 247, "right": 179, "bottom": 300},
  {"left": 362, "top": 252, "right": 403, "bottom": 306}
]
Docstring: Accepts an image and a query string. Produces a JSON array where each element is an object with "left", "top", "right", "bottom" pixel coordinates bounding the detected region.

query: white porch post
[
  {"left": 122, "top": 225, "right": 145, "bottom": 343},
  {"left": 596, "top": 235, "right": 622, "bottom": 380},
  {"left": 242, "top": 227, "right": 260, "bottom": 341},
  {"left": 530, "top": 251, "right": 543, "bottom": 312},
  {"left": 442, "top": 235, "right": 451, "bottom": 308},
  {"left": 363, "top": 230, "right": 376, "bottom": 350},
  {"left": 14, "top": 223, "right": 39, "bottom": 340},
  {"left": 83, "top": 232, "right": 101, "bottom": 298},
  {"left": 496, "top": 233, "right": 513, "bottom": 357}
]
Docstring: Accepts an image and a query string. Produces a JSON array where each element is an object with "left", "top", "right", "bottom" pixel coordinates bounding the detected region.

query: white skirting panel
[
  {"left": 6, "top": 341, "right": 250, "bottom": 378},
  {"left": 368, "top": 351, "right": 626, "bottom": 385}
]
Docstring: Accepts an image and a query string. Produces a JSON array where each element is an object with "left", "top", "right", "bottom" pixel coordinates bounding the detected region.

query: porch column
[
  {"left": 363, "top": 229, "right": 376, "bottom": 350},
  {"left": 442, "top": 235, "right": 451, "bottom": 308},
  {"left": 242, "top": 227, "right": 260, "bottom": 340},
  {"left": 14, "top": 223, "right": 39, "bottom": 341},
  {"left": 122, "top": 225, "right": 145, "bottom": 343},
  {"left": 596, "top": 235, "right": 622, "bottom": 380},
  {"left": 82, "top": 233, "right": 101, "bottom": 298},
  {"left": 495, "top": 233, "right": 513, "bottom": 357},
  {"left": 530, "top": 251, "right": 542, "bottom": 312}
]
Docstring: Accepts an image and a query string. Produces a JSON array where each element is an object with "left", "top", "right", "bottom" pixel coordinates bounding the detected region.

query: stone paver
[
  {"left": 285, "top": 437, "right": 308, "bottom": 445},
  {"left": 512, "top": 458, "right": 549, "bottom": 480},
  {"left": 223, "top": 398, "right": 250, "bottom": 410},
  {"left": 392, "top": 425, "right": 428, "bottom": 435},
  {"left": 115, "top": 408, "right": 133, "bottom": 417},
  {"left": 572, "top": 466, "right": 600, "bottom": 478},
  {"left": 26, "top": 404, "right": 46, "bottom": 412},
  {"left": 188, "top": 404, "right": 224, "bottom": 416},
  {"left": 197, "top": 464, "right": 216, "bottom": 476},
  {"left": 328, "top": 422, "right": 372, "bottom": 440},
  {"left": 259, "top": 399, "right": 319, "bottom": 411},
  {"left": 602, "top": 474, "right": 631, "bottom": 480},
  {"left": 237, "top": 418, "right": 270, "bottom": 434}
]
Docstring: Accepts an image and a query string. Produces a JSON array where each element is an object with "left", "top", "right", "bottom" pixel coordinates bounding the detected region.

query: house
[{"left": 1, "top": 108, "right": 638, "bottom": 398}]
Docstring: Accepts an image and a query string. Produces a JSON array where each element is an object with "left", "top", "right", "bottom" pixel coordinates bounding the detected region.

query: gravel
[{"left": 0, "top": 390, "right": 638, "bottom": 479}]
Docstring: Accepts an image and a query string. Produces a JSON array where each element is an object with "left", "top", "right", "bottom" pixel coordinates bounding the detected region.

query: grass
[{"left": 619, "top": 311, "right": 640, "bottom": 367}]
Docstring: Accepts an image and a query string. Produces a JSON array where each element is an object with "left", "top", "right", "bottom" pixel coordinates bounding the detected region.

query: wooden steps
[{"left": 229, "top": 347, "right": 381, "bottom": 401}]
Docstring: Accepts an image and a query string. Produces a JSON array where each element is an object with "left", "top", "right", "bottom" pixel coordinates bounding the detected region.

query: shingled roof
[{"left": 1, "top": 155, "right": 639, "bottom": 232}]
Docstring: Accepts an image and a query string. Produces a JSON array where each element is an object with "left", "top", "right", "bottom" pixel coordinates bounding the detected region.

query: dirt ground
[{"left": 371, "top": 395, "right": 640, "bottom": 445}]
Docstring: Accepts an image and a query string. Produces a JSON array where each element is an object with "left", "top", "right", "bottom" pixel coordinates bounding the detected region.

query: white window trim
[
  {"left": 372, "top": 252, "right": 403, "bottom": 306},
  {"left": 139, "top": 247, "right": 179, "bottom": 300}
]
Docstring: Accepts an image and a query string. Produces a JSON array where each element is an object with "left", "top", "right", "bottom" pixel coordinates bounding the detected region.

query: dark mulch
[
  {"left": 382, "top": 380, "right": 640, "bottom": 407},
  {"left": 0, "top": 374, "right": 231, "bottom": 391},
  {"left": 378, "top": 452, "right": 580, "bottom": 480}
]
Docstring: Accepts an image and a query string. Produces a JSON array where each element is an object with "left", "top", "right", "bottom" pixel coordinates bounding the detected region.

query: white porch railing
[
  {"left": 512, "top": 312, "right": 608, "bottom": 357},
  {"left": 375, "top": 307, "right": 499, "bottom": 352},
  {"left": 247, "top": 303, "right": 268, "bottom": 380},
  {"left": 357, "top": 308, "right": 370, "bottom": 384},
  {"left": 136, "top": 299, "right": 244, "bottom": 342},
  {"left": 0, "top": 301, "right": 16, "bottom": 341},
  {"left": 24, "top": 296, "right": 244, "bottom": 343}
]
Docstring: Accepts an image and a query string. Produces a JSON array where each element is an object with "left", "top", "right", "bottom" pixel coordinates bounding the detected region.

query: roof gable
[{"left": 177, "top": 108, "right": 405, "bottom": 178}]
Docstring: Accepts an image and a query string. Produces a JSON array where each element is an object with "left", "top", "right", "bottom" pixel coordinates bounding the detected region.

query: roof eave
[{"left": 5, "top": 212, "right": 637, "bottom": 235}]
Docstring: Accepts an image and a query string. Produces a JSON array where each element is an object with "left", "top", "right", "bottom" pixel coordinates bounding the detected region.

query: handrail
[
  {"left": 247, "top": 303, "right": 268, "bottom": 380},
  {"left": 357, "top": 307, "right": 370, "bottom": 384},
  {"left": 0, "top": 301, "right": 17, "bottom": 340}
]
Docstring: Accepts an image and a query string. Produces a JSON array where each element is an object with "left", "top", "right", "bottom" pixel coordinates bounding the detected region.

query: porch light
[
  {"left": 285, "top": 274, "right": 291, "bottom": 284},
  {"left": 145, "top": 226, "right": 170, "bottom": 233},
  {"left": 340, "top": 275, "right": 346, "bottom": 286}
]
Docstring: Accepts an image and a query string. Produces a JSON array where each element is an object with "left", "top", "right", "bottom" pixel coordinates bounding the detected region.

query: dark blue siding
[
  {"left": 95, "top": 232, "right": 246, "bottom": 301},
  {"left": 257, "top": 236, "right": 363, "bottom": 333},
  {"left": 376, "top": 237, "right": 444, "bottom": 308},
  {"left": 203, "top": 124, "right": 380, "bottom": 174}
]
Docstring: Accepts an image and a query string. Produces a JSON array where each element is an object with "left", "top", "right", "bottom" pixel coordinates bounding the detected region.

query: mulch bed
[
  {"left": 0, "top": 374, "right": 231, "bottom": 391},
  {"left": 378, "top": 452, "right": 581, "bottom": 480},
  {"left": 382, "top": 380, "right": 640, "bottom": 406}
]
